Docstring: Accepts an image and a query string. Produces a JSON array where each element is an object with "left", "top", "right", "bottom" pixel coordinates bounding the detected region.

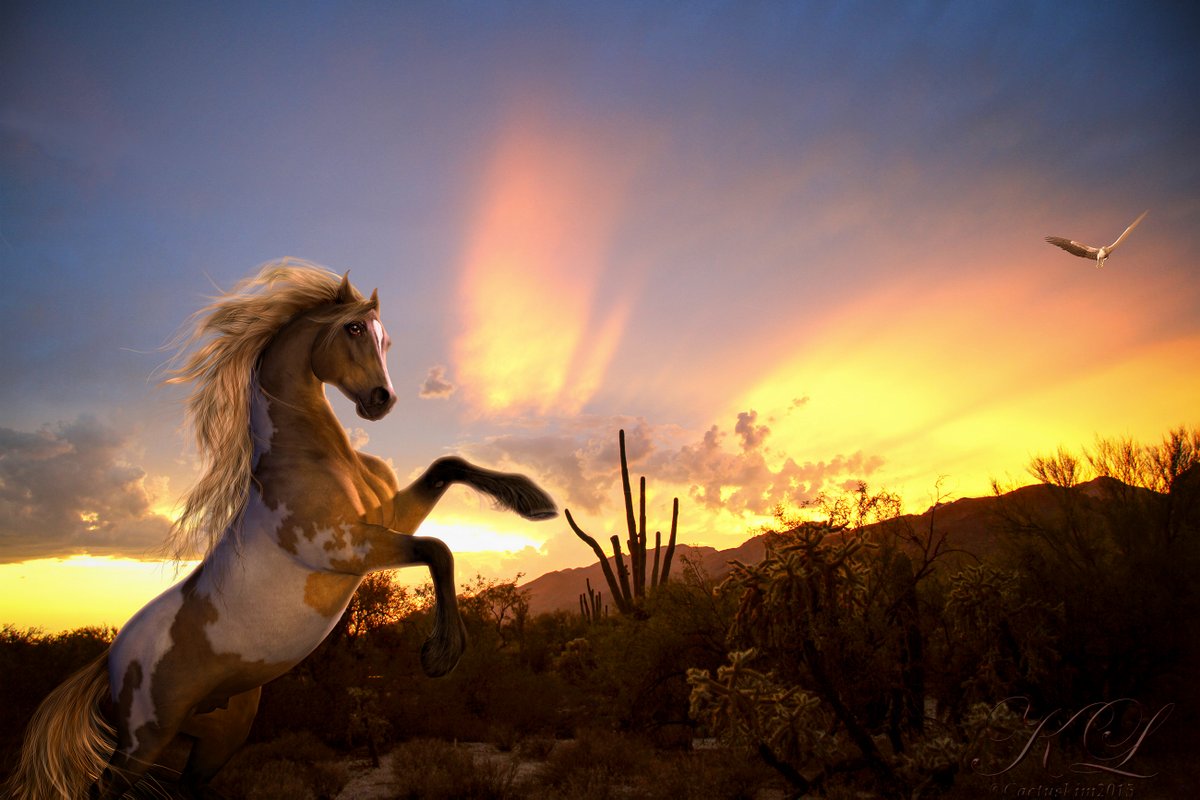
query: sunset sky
[{"left": 2, "top": 2, "right": 1198, "bottom": 632}]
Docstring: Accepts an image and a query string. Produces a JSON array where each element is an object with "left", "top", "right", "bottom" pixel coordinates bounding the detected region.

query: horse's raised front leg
[
  {"left": 349, "top": 525, "right": 468, "bottom": 677},
  {"left": 361, "top": 458, "right": 554, "bottom": 676},
  {"left": 391, "top": 456, "right": 557, "bottom": 532}
]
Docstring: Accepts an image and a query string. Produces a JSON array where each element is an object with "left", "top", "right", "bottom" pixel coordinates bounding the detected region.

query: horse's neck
[{"left": 256, "top": 318, "right": 352, "bottom": 457}]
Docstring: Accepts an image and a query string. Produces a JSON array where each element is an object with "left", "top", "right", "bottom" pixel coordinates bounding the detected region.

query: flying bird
[{"left": 1045, "top": 210, "right": 1148, "bottom": 268}]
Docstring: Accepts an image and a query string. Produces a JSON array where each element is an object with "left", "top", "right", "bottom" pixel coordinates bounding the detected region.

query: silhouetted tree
[
  {"left": 991, "top": 428, "right": 1200, "bottom": 709},
  {"left": 458, "top": 573, "right": 530, "bottom": 650}
]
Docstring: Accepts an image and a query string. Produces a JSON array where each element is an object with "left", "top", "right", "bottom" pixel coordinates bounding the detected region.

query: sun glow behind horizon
[
  {"left": 6, "top": 192, "right": 1198, "bottom": 635},
  {"left": 417, "top": 516, "right": 545, "bottom": 555},
  {"left": 0, "top": 556, "right": 197, "bottom": 633},
  {"left": 0, "top": 509, "right": 562, "bottom": 633}
]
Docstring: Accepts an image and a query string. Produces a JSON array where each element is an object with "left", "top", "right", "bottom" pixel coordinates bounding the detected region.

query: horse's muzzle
[{"left": 356, "top": 386, "right": 396, "bottom": 420}]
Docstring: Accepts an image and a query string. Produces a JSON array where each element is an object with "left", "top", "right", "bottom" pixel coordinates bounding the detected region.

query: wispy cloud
[{"left": 452, "top": 111, "right": 645, "bottom": 417}]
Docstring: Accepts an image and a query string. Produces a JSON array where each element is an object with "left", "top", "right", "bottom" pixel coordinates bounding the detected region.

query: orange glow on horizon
[{"left": 732, "top": 266, "right": 1200, "bottom": 507}]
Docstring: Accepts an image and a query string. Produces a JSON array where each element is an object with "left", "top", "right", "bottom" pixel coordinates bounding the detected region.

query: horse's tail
[{"left": 4, "top": 651, "right": 114, "bottom": 800}]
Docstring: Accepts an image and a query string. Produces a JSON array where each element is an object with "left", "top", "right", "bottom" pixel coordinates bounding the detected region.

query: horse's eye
[{"left": 345, "top": 322, "right": 366, "bottom": 337}]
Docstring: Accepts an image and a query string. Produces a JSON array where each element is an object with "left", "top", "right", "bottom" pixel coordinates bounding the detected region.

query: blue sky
[{"left": 2, "top": 1, "right": 1198, "bottom": 628}]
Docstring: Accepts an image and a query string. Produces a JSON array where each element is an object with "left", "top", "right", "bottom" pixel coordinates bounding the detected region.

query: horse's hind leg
[
  {"left": 91, "top": 736, "right": 172, "bottom": 799},
  {"left": 91, "top": 755, "right": 139, "bottom": 799},
  {"left": 178, "top": 687, "right": 262, "bottom": 792},
  {"left": 93, "top": 684, "right": 205, "bottom": 798}
]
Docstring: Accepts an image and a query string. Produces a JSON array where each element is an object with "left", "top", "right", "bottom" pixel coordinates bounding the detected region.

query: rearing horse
[{"left": 6, "top": 261, "right": 556, "bottom": 798}]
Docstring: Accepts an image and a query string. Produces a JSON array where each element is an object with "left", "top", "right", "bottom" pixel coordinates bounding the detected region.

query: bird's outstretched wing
[
  {"left": 1044, "top": 236, "right": 1098, "bottom": 258},
  {"left": 1106, "top": 209, "right": 1148, "bottom": 252}
]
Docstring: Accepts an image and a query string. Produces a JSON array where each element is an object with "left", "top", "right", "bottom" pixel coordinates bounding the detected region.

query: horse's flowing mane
[{"left": 162, "top": 258, "right": 376, "bottom": 561}]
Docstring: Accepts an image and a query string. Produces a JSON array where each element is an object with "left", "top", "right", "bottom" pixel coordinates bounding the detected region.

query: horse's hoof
[{"left": 420, "top": 634, "right": 465, "bottom": 677}]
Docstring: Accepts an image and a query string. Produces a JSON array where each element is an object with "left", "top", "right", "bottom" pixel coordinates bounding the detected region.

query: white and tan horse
[{"left": 6, "top": 262, "right": 556, "bottom": 798}]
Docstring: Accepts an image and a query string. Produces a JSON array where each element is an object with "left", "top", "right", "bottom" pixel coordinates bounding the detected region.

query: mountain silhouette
[{"left": 519, "top": 476, "right": 1158, "bottom": 615}]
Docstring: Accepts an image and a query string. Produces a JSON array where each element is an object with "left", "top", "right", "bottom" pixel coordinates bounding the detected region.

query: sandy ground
[{"left": 332, "top": 753, "right": 396, "bottom": 800}]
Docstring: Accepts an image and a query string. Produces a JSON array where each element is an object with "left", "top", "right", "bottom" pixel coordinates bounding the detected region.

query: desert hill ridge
[
  {"left": 518, "top": 475, "right": 1157, "bottom": 616},
  {"left": 519, "top": 536, "right": 769, "bottom": 617}
]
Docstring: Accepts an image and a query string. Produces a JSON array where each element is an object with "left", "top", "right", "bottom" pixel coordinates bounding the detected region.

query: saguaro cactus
[
  {"left": 578, "top": 577, "right": 606, "bottom": 623},
  {"left": 566, "top": 429, "right": 678, "bottom": 616}
]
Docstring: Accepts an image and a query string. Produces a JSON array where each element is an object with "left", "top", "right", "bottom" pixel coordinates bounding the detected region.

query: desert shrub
[
  {"left": 527, "top": 733, "right": 776, "bottom": 800},
  {"left": 389, "top": 738, "right": 519, "bottom": 800},
  {"left": 535, "top": 728, "right": 651, "bottom": 796},
  {"left": 636, "top": 746, "right": 778, "bottom": 800},
  {"left": 488, "top": 722, "right": 519, "bottom": 752},
  {"left": 250, "top": 673, "right": 352, "bottom": 744},
  {"left": 519, "top": 610, "right": 586, "bottom": 672},
  {"left": 210, "top": 731, "right": 347, "bottom": 800},
  {"left": 555, "top": 569, "right": 732, "bottom": 739},
  {"left": 515, "top": 733, "right": 557, "bottom": 761},
  {"left": 690, "top": 487, "right": 959, "bottom": 798},
  {"left": 390, "top": 639, "right": 572, "bottom": 743},
  {"left": 472, "top": 659, "right": 568, "bottom": 736},
  {"left": 991, "top": 442, "right": 1200, "bottom": 711}
]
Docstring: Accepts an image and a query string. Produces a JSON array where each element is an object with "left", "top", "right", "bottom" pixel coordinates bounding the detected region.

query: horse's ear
[
  {"left": 368, "top": 289, "right": 379, "bottom": 310},
  {"left": 336, "top": 272, "right": 354, "bottom": 304}
]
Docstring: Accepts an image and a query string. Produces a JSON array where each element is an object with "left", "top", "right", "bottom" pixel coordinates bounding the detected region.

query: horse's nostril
[{"left": 369, "top": 387, "right": 394, "bottom": 407}]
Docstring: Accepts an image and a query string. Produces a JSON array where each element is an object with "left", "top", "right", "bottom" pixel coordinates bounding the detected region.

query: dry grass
[
  {"left": 387, "top": 738, "right": 520, "bottom": 800},
  {"left": 211, "top": 732, "right": 348, "bottom": 800},
  {"left": 331, "top": 732, "right": 783, "bottom": 800}
]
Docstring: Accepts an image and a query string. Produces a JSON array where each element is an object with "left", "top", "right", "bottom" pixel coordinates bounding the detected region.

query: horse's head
[{"left": 310, "top": 274, "right": 397, "bottom": 421}]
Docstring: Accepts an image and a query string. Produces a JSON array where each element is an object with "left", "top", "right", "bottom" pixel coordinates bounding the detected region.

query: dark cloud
[
  {"left": 418, "top": 365, "right": 455, "bottom": 399},
  {"left": 0, "top": 417, "right": 172, "bottom": 562}
]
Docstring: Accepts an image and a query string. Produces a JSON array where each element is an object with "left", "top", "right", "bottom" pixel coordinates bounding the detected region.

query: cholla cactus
[
  {"left": 726, "top": 520, "right": 873, "bottom": 651},
  {"left": 688, "top": 650, "right": 846, "bottom": 769},
  {"left": 692, "top": 490, "right": 957, "bottom": 798},
  {"left": 959, "top": 700, "right": 1027, "bottom": 777},
  {"left": 945, "top": 565, "right": 1063, "bottom": 704}
]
